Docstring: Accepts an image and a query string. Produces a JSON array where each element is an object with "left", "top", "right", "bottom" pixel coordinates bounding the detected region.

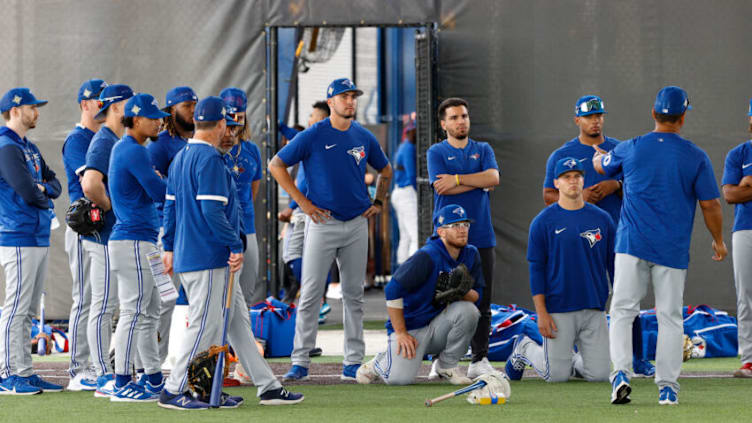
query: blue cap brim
[
  {"left": 225, "top": 116, "right": 242, "bottom": 126},
  {"left": 32, "top": 100, "right": 48, "bottom": 107},
  {"left": 143, "top": 110, "right": 170, "bottom": 119},
  {"left": 576, "top": 110, "right": 606, "bottom": 117}
]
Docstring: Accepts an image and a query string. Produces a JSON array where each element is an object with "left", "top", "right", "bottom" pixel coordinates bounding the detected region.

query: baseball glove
[
  {"left": 682, "top": 334, "right": 693, "bottom": 362},
  {"left": 187, "top": 345, "right": 230, "bottom": 398},
  {"left": 432, "top": 263, "right": 475, "bottom": 307},
  {"left": 467, "top": 371, "right": 511, "bottom": 405},
  {"left": 66, "top": 198, "right": 105, "bottom": 236}
]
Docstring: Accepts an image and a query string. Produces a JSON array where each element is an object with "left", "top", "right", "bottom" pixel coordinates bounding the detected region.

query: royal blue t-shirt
[
  {"left": 527, "top": 203, "right": 615, "bottom": 313},
  {"left": 427, "top": 139, "right": 499, "bottom": 248},
  {"left": 394, "top": 141, "right": 416, "bottom": 189},
  {"left": 384, "top": 237, "right": 484, "bottom": 334},
  {"left": 276, "top": 118, "right": 389, "bottom": 221},
  {"left": 722, "top": 140, "right": 752, "bottom": 233},
  {"left": 163, "top": 140, "right": 243, "bottom": 273},
  {"left": 109, "top": 135, "right": 166, "bottom": 243},
  {"left": 147, "top": 130, "right": 187, "bottom": 227},
  {"left": 544, "top": 136, "right": 622, "bottom": 224},
  {"left": 82, "top": 125, "right": 119, "bottom": 244},
  {"left": 224, "top": 140, "right": 263, "bottom": 234},
  {"left": 62, "top": 124, "right": 96, "bottom": 203},
  {"left": 601, "top": 132, "right": 720, "bottom": 269}
]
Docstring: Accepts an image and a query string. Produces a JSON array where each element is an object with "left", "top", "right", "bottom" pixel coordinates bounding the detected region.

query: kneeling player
[
  {"left": 356, "top": 204, "right": 484, "bottom": 386},
  {"left": 506, "top": 157, "right": 614, "bottom": 383}
]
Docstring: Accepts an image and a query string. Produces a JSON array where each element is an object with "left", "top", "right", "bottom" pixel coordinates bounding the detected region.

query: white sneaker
[
  {"left": 325, "top": 283, "right": 342, "bottom": 300},
  {"left": 231, "top": 363, "right": 253, "bottom": 384},
  {"left": 356, "top": 359, "right": 379, "bottom": 384},
  {"left": 429, "top": 360, "right": 471, "bottom": 385},
  {"left": 427, "top": 360, "right": 440, "bottom": 380},
  {"left": 67, "top": 372, "right": 97, "bottom": 391},
  {"left": 467, "top": 357, "right": 496, "bottom": 379}
]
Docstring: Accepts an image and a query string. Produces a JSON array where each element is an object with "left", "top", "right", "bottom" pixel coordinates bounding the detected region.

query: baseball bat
[
  {"left": 38, "top": 292, "right": 46, "bottom": 356},
  {"left": 210, "top": 271, "right": 235, "bottom": 408},
  {"left": 424, "top": 380, "right": 487, "bottom": 407}
]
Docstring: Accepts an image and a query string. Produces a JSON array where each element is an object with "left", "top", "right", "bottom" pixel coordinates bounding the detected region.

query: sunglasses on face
[{"left": 443, "top": 222, "right": 470, "bottom": 229}]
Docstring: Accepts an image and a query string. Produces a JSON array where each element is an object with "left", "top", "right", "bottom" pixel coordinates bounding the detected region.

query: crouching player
[
  {"left": 356, "top": 204, "right": 483, "bottom": 385},
  {"left": 506, "top": 157, "right": 614, "bottom": 383}
]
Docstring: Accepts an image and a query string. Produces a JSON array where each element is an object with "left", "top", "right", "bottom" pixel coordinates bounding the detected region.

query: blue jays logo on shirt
[
  {"left": 580, "top": 228, "right": 602, "bottom": 248},
  {"left": 347, "top": 146, "right": 366, "bottom": 165},
  {"left": 603, "top": 153, "right": 612, "bottom": 166},
  {"left": 469, "top": 153, "right": 480, "bottom": 160}
]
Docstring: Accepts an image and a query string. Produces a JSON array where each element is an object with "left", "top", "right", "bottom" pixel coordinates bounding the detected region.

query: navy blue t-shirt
[
  {"left": 109, "top": 135, "right": 166, "bottom": 243},
  {"left": 527, "top": 203, "right": 615, "bottom": 313},
  {"left": 82, "top": 125, "right": 119, "bottom": 244},
  {"left": 721, "top": 140, "right": 752, "bottom": 233},
  {"left": 62, "top": 124, "right": 96, "bottom": 203},
  {"left": 276, "top": 118, "right": 389, "bottom": 221},
  {"left": 544, "top": 136, "right": 622, "bottom": 223},
  {"left": 601, "top": 132, "right": 720, "bottom": 269},
  {"left": 427, "top": 139, "right": 499, "bottom": 248}
]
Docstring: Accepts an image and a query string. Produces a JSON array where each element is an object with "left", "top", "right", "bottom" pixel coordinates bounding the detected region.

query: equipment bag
[
  {"left": 250, "top": 297, "right": 296, "bottom": 357},
  {"left": 487, "top": 304, "right": 543, "bottom": 361}
]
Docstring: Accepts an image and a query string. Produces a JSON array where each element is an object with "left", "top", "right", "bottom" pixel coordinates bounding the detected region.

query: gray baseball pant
[
  {"left": 733, "top": 230, "right": 752, "bottom": 364},
  {"left": 65, "top": 227, "right": 92, "bottom": 377},
  {"left": 84, "top": 239, "right": 117, "bottom": 376},
  {"left": 609, "top": 253, "right": 686, "bottom": 392},
  {"left": 282, "top": 211, "right": 305, "bottom": 264},
  {"left": 515, "top": 309, "right": 609, "bottom": 382},
  {"left": 165, "top": 267, "right": 280, "bottom": 396},
  {"left": 391, "top": 186, "right": 418, "bottom": 264},
  {"left": 109, "top": 240, "right": 161, "bottom": 376},
  {"left": 0, "top": 246, "right": 48, "bottom": 378},
  {"left": 373, "top": 301, "right": 479, "bottom": 385},
  {"left": 291, "top": 215, "right": 368, "bottom": 367},
  {"left": 238, "top": 233, "right": 261, "bottom": 307}
]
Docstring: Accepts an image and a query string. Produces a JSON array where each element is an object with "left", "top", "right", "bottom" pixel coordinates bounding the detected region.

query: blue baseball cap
[
  {"left": 219, "top": 88, "right": 247, "bottom": 113},
  {"left": 575, "top": 95, "right": 606, "bottom": 117},
  {"left": 164, "top": 86, "right": 198, "bottom": 110},
  {"left": 94, "top": 84, "right": 134, "bottom": 121},
  {"left": 194, "top": 96, "right": 240, "bottom": 126},
  {"left": 433, "top": 204, "right": 471, "bottom": 229},
  {"left": 124, "top": 94, "right": 170, "bottom": 119},
  {"left": 0, "top": 88, "right": 48, "bottom": 113},
  {"left": 77, "top": 79, "right": 107, "bottom": 103},
  {"left": 326, "top": 78, "right": 363, "bottom": 99},
  {"left": 654, "top": 86, "right": 691, "bottom": 115},
  {"left": 554, "top": 157, "right": 585, "bottom": 178}
]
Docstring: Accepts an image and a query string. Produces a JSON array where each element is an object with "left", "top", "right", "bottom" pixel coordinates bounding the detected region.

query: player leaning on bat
[
  {"left": 0, "top": 88, "right": 63, "bottom": 395},
  {"left": 356, "top": 204, "right": 484, "bottom": 386},
  {"left": 593, "top": 86, "right": 726, "bottom": 406},
  {"left": 507, "top": 157, "right": 614, "bottom": 383},
  {"left": 160, "top": 97, "right": 302, "bottom": 410}
]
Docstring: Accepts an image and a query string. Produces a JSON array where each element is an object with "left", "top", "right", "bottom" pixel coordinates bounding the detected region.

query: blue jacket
[{"left": 0, "top": 127, "right": 61, "bottom": 246}]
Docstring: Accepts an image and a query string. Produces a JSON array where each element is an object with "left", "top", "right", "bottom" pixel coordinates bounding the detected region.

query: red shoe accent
[{"left": 223, "top": 378, "right": 241, "bottom": 387}]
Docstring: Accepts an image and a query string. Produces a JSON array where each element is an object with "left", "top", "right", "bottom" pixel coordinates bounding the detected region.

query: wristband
[
  {"left": 455, "top": 174, "right": 460, "bottom": 186},
  {"left": 373, "top": 199, "right": 383, "bottom": 207}
]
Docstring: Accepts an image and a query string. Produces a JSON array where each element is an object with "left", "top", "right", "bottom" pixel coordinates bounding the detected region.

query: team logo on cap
[
  {"left": 12, "top": 95, "right": 22, "bottom": 105},
  {"left": 342, "top": 79, "right": 354, "bottom": 88},
  {"left": 328, "top": 86, "right": 334, "bottom": 96},
  {"left": 564, "top": 158, "right": 578, "bottom": 169},
  {"left": 131, "top": 105, "right": 141, "bottom": 115},
  {"left": 347, "top": 146, "right": 365, "bottom": 165},
  {"left": 437, "top": 216, "right": 444, "bottom": 224},
  {"left": 83, "top": 89, "right": 92, "bottom": 98},
  {"left": 452, "top": 207, "right": 465, "bottom": 217},
  {"left": 152, "top": 99, "right": 159, "bottom": 108},
  {"left": 580, "top": 228, "right": 602, "bottom": 248}
]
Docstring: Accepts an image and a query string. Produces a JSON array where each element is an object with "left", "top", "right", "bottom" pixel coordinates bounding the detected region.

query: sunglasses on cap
[{"left": 579, "top": 99, "right": 604, "bottom": 113}]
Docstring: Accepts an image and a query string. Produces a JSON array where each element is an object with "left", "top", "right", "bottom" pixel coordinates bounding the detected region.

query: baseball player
[
  {"left": 81, "top": 83, "right": 134, "bottom": 397},
  {"left": 108, "top": 94, "right": 170, "bottom": 401},
  {"left": 544, "top": 95, "right": 654, "bottom": 377},
  {"left": 219, "top": 87, "right": 264, "bottom": 307},
  {"left": 721, "top": 98, "right": 752, "bottom": 378},
  {"left": 160, "top": 97, "right": 302, "bottom": 410},
  {"left": 426, "top": 97, "right": 499, "bottom": 379},
  {"left": 392, "top": 120, "right": 418, "bottom": 264},
  {"left": 593, "top": 86, "right": 726, "bottom": 405},
  {"left": 269, "top": 78, "right": 392, "bottom": 381},
  {"left": 506, "top": 157, "right": 614, "bottom": 383},
  {"left": 0, "top": 87, "right": 63, "bottom": 394},
  {"left": 136, "top": 86, "right": 197, "bottom": 375},
  {"left": 62, "top": 79, "right": 107, "bottom": 391},
  {"left": 356, "top": 204, "right": 483, "bottom": 386}
]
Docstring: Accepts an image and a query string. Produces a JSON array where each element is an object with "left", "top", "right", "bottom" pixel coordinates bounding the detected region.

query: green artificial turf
[{"left": 6, "top": 362, "right": 752, "bottom": 423}]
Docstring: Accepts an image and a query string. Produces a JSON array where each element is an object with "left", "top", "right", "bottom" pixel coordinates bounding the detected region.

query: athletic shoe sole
[
  {"left": 340, "top": 375, "right": 357, "bottom": 381},
  {"left": 0, "top": 389, "right": 42, "bottom": 395},
  {"left": 94, "top": 390, "right": 113, "bottom": 398},
  {"left": 282, "top": 375, "right": 309, "bottom": 381},
  {"left": 110, "top": 396, "right": 158, "bottom": 402},
  {"left": 259, "top": 397, "right": 305, "bottom": 406},
  {"left": 611, "top": 383, "right": 631, "bottom": 405},
  {"left": 157, "top": 402, "right": 208, "bottom": 411},
  {"left": 67, "top": 384, "right": 97, "bottom": 392}
]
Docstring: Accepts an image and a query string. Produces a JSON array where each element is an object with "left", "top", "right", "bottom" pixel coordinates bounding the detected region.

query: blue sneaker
[
  {"left": 658, "top": 386, "right": 678, "bottom": 405},
  {"left": 144, "top": 379, "right": 164, "bottom": 396},
  {"left": 110, "top": 381, "right": 158, "bottom": 402},
  {"left": 259, "top": 387, "right": 304, "bottom": 405},
  {"left": 95, "top": 374, "right": 116, "bottom": 398},
  {"left": 283, "top": 365, "right": 309, "bottom": 381},
  {"left": 633, "top": 358, "right": 655, "bottom": 377},
  {"left": 611, "top": 371, "right": 631, "bottom": 405},
  {"left": 341, "top": 364, "right": 360, "bottom": 381},
  {"left": 198, "top": 391, "right": 244, "bottom": 408},
  {"left": 0, "top": 375, "right": 42, "bottom": 395},
  {"left": 24, "top": 375, "right": 63, "bottom": 392},
  {"left": 67, "top": 372, "right": 97, "bottom": 391},
  {"left": 319, "top": 303, "right": 331, "bottom": 316},
  {"left": 135, "top": 373, "right": 147, "bottom": 386},
  {"left": 505, "top": 335, "right": 533, "bottom": 381},
  {"left": 158, "top": 390, "right": 209, "bottom": 410}
]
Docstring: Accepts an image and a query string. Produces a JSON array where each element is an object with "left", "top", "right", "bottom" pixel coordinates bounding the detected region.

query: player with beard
[{"left": 426, "top": 97, "right": 499, "bottom": 380}]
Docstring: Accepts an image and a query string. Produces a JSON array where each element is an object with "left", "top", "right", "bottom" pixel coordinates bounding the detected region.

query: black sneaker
[{"left": 259, "top": 387, "right": 304, "bottom": 405}]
